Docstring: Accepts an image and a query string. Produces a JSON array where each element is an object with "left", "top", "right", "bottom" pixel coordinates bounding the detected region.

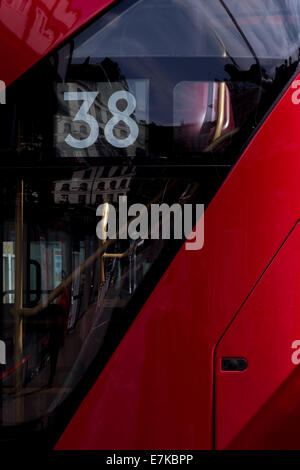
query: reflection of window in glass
[
  {"left": 80, "top": 183, "right": 88, "bottom": 191},
  {"left": 61, "top": 183, "right": 70, "bottom": 191},
  {"left": 80, "top": 125, "right": 87, "bottom": 136},
  {"left": 110, "top": 180, "right": 116, "bottom": 190},
  {"left": 2, "top": 242, "right": 15, "bottom": 304},
  {"left": 95, "top": 194, "right": 103, "bottom": 204},
  {"left": 120, "top": 179, "right": 127, "bottom": 189},
  {"left": 114, "top": 168, "right": 122, "bottom": 177},
  {"left": 83, "top": 170, "right": 92, "bottom": 179},
  {"left": 102, "top": 168, "right": 110, "bottom": 178},
  {"left": 64, "top": 122, "right": 71, "bottom": 134},
  {"left": 97, "top": 181, "right": 106, "bottom": 190}
]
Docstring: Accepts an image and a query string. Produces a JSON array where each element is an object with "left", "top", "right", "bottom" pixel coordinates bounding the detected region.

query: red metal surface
[
  {"left": 0, "top": 0, "right": 117, "bottom": 87},
  {"left": 55, "top": 75, "right": 300, "bottom": 449},
  {"left": 3, "top": 0, "right": 300, "bottom": 451},
  {"left": 215, "top": 223, "right": 300, "bottom": 449},
  {"left": 226, "top": 358, "right": 300, "bottom": 449}
]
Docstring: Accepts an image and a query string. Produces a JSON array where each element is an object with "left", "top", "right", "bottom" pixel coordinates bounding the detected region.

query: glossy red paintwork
[
  {"left": 227, "top": 354, "right": 300, "bottom": 450},
  {"left": 0, "top": 0, "right": 116, "bottom": 87},
  {"left": 55, "top": 75, "right": 300, "bottom": 449},
  {"left": 215, "top": 222, "right": 300, "bottom": 449},
  {"left": 3, "top": 0, "right": 300, "bottom": 451}
]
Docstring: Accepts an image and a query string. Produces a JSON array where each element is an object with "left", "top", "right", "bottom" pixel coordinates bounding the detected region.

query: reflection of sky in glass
[
  {"left": 74, "top": 0, "right": 222, "bottom": 58},
  {"left": 73, "top": 0, "right": 300, "bottom": 60},
  {"left": 206, "top": 0, "right": 300, "bottom": 59}
]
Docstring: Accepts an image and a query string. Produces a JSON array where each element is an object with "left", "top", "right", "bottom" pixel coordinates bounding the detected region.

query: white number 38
[{"left": 64, "top": 90, "right": 139, "bottom": 149}]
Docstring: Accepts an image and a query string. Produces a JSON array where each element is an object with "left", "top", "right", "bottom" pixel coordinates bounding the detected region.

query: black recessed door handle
[{"left": 221, "top": 357, "right": 248, "bottom": 371}]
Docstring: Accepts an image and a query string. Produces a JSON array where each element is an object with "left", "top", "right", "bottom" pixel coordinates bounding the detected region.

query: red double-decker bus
[{"left": 1, "top": 0, "right": 300, "bottom": 451}]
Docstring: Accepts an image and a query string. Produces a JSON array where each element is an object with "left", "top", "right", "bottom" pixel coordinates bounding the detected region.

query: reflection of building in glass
[
  {"left": 0, "top": 0, "right": 79, "bottom": 55},
  {"left": 54, "top": 166, "right": 136, "bottom": 206},
  {"left": 54, "top": 64, "right": 148, "bottom": 158}
]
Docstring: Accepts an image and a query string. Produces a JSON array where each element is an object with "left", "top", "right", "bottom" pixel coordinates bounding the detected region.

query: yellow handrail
[{"left": 213, "top": 82, "right": 226, "bottom": 141}]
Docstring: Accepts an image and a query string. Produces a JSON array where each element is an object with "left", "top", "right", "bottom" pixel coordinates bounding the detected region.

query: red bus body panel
[
  {"left": 2, "top": 0, "right": 300, "bottom": 451},
  {"left": 216, "top": 223, "right": 300, "bottom": 449},
  {"left": 0, "top": 0, "right": 116, "bottom": 87}
]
